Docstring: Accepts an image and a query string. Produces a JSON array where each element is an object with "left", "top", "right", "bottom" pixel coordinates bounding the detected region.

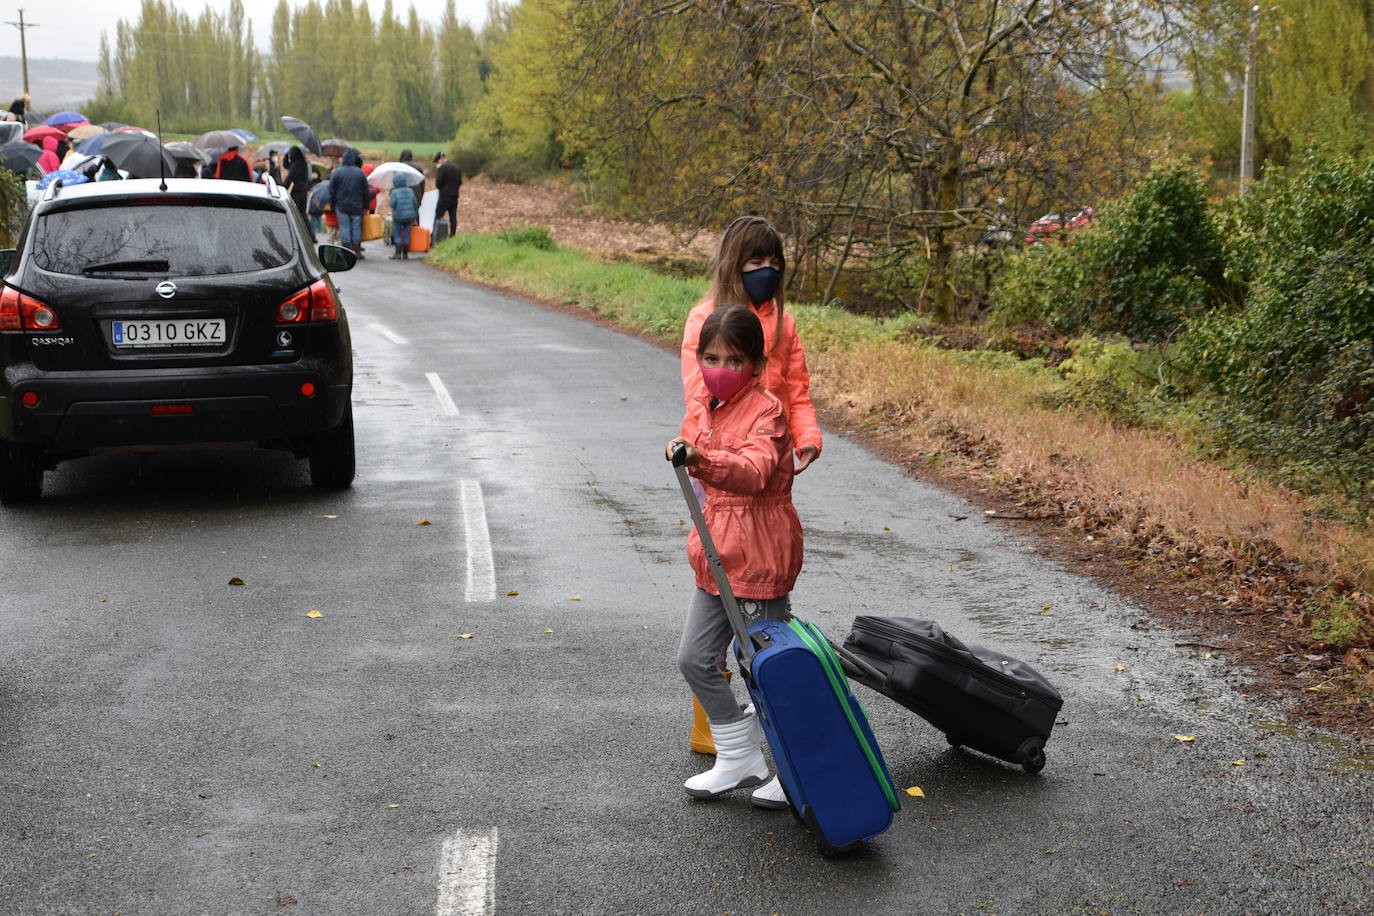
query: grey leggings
[{"left": 677, "top": 588, "right": 791, "bottom": 724}]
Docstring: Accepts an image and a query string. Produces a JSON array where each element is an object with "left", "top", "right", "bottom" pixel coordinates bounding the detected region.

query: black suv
[{"left": 0, "top": 177, "right": 357, "bottom": 502}]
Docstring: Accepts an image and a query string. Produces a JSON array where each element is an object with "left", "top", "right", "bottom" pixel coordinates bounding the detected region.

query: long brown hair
[{"left": 707, "top": 216, "right": 786, "bottom": 352}]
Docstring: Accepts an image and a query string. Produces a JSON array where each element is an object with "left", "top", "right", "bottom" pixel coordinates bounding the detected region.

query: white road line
[
  {"left": 370, "top": 322, "right": 408, "bottom": 345},
  {"left": 460, "top": 479, "right": 496, "bottom": 603},
  {"left": 434, "top": 827, "right": 498, "bottom": 916},
  {"left": 427, "top": 372, "right": 460, "bottom": 416}
]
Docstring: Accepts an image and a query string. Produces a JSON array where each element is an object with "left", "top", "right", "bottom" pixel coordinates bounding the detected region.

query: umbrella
[
  {"left": 98, "top": 121, "right": 127, "bottom": 131},
  {"left": 75, "top": 133, "right": 110, "bottom": 156},
  {"left": 366, "top": 161, "right": 424, "bottom": 188},
  {"left": 100, "top": 131, "right": 178, "bottom": 179},
  {"left": 37, "top": 169, "right": 91, "bottom": 190},
  {"left": 309, "top": 161, "right": 329, "bottom": 178},
  {"left": 43, "top": 111, "right": 87, "bottom": 128},
  {"left": 59, "top": 151, "right": 100, "bottom": 172},
  {"left": 0, "top": 140, "right": 41, "bottom": 173},
  {"left": 321, "top": 138, "right": 353, "bottom": 158},
  {"left": 23, "top": 125, "right": 66, "bottom": 144},
  {"left": 195, "top": 129, "right": 243, "bottom": 150},
  {"left": 67, "top": 124, "right": 106, "bottom": 141},
  {"left": 163, "top": 141, "right": 207, "bottom": 164},
  {"left": 281, "top": 116, "right": 322, "bottom": 156},
  {"left": 253, "top": 140, "right": 292, "bottom": 159},
  {"left": 22, "top": 112, "right": 42, "bottom": 124},
  {"left": 229, "top": 128, "right": 260, "bottom": 144}
]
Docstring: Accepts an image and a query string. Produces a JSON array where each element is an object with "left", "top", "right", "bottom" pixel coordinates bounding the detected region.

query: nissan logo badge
[{"left": 156, "top": 281, "right": 177, "bottom": 299}]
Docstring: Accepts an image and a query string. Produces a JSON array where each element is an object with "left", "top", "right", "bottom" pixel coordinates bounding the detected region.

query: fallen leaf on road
[
  {"left": 620, "top": 396, "right": 629, "bottom": 401},
  {"left": 905, "top": 786, "right": 924, "bottom": 797},
  {"left": 456, "top": 633, "right": 473, "bottom": 639},
  {"left": 1114, "top": 664, "right": 1127, "bottom": 673},
  {"left": 1231, "top": 760, "right": 1245, "bottom": 766},
  {"left": 1173, "top": 734, "right": 1196, "bottom": 742},
  {"left": 569, "top": 595, "right": 582, "bottom": 601},
  {"left": 311, "top": 762, "right": 321, "bottom": 768},
  {"left": 320, "top": 514, "right": 337, "bottom": 519},
  {"left": 506, "top": 590, "right": 519, "bottom": 596},
  {"left": 543, "top": 628, "right": 554, "bottom": 633},
  {"left": 228, "top": 577, "right": 245, "bottom": 586},
  {"left": 419, "top": 519, "right": 431, "bottom": 526},
  {"left": 883, "top": 525, "right": 891, "bottom": 531},
  {"left": 305, "top": 610, "right": 324, "bottom": 619},
  {"left": 1042, "top": 603, "right": 1052, "bottom": 612},
  {"left": 387, "top": 804, "right": 400, "bottom": 809}
]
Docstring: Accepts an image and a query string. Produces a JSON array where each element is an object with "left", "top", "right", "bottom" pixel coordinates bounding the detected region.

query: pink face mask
[{"left": 701, "top": 365, "right": 754, "bottom": 402}]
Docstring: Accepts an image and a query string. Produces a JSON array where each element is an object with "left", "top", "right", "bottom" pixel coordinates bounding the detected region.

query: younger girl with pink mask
[{"left": 665, "top": 306, "right": 803, "bottom": 807}]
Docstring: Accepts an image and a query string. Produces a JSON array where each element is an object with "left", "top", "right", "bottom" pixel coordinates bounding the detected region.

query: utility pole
[
  {"left": 1239, "top": 4, "right": 1259, "bottom": 195},
  {"left": 4, "top": 8, "right": 37, "bottom": 97}
]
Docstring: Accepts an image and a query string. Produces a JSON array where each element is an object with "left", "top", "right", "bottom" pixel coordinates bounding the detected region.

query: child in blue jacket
[{"left": 389, "top": 173, "right": 419, "bottom": 260}]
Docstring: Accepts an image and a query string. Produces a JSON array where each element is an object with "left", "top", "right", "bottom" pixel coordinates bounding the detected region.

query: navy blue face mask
[{"left": 741, "top": 266, "right": 781, "bottom": 305}]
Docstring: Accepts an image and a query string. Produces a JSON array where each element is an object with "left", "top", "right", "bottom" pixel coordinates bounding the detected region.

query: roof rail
[
  {"left": 41, "top": 179, "right": 62, "bottom": 202},
  {"left": 263, "top": 173, "right": 282, "bottom": 199}
]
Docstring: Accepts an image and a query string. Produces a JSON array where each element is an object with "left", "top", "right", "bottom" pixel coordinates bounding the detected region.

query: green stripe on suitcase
[{"left": 787, "top": 619, "right": 901, "bottom": 812}]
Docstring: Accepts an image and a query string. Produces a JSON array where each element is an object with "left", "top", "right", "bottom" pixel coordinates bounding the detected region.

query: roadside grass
[{"left": 427, "top": 229, "right": 1374, "bottom": 714}]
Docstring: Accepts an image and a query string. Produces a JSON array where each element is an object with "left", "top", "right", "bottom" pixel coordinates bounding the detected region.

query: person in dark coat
[
  {"left": 329, "top": 148, "right": 370, "bottom": 257},
  {"left": 399, "top": 148, "right": 423, "bottom": 206},
  {"left": 284, "top": 147, "right": 314, "bottom": 240},
  {"left": 6, "top": 92, "right": 29, "bottom": 122},
  {"left": 214, "top": 145, "right": 252, "bottom": 181},
  {"left": 434, "top": 151, "right": 462, "bottom": 238}
]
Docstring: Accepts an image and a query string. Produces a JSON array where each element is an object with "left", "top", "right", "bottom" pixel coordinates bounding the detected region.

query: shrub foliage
[{"left": 993, "top": 165, "right": 1224, "bottom": 342}]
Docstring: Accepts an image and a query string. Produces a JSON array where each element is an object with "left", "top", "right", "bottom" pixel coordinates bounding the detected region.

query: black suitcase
[{"left": 841, "top": 616, "right": 1063, "bottom": 774}]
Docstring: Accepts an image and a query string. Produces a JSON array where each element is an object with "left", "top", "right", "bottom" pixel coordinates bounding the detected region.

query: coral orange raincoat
[
  {"left": 683, "top": 381, "right": 803, "bottom": 600},
  {"left": 680, "top": 297, "right": 822, "bottom": 458}
]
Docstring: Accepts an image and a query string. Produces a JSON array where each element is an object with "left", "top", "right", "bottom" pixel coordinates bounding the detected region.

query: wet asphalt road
[{"left": 1, "top": 248, "right": 1372, "bottom": 916}]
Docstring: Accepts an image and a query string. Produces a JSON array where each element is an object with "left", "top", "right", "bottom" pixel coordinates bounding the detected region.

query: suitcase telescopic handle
[{"left": 668, "top": 443, "right": 756, "bottom": 673}]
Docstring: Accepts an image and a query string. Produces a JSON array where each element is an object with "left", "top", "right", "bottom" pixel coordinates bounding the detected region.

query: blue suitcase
[{"left": 671, "top": 447, "right": 900, "bottom": 854}]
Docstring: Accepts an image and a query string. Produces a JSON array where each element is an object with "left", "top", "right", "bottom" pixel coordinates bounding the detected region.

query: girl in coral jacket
[
  {"left": 679, "top": 215, "right": 823, "bottom": 768},
  {"left": 680, "top": 216, "right": 822, "bottom": 473},
  {"left": 666, "top": 306, "right": 803, "bottom": 811}
]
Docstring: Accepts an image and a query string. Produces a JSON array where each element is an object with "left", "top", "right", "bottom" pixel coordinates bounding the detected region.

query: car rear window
[{"left": 31, "top": 202, "right": 296, "bottom": 276}]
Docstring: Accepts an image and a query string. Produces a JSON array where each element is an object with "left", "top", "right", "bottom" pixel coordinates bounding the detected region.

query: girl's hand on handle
[
  {"left": 794, "top": 445, "right": 819, "bottom": 474},
  {"left": 667, "top": 437, "right": 700, "bottom": 466}
]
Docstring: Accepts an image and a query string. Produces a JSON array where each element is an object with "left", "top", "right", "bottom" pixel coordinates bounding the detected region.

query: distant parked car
[{"left": 1025, "top": 205, "right": 1096, "bottom": 245}]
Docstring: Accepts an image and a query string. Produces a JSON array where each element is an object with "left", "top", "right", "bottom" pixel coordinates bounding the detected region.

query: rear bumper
[{"left": 1, "top": 364, "right": 350, "bottom": 454}]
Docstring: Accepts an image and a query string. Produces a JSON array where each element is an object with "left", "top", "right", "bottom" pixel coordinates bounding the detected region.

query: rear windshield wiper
[{"left": 81, "top": 258, "right": 171, "bottom": 274}]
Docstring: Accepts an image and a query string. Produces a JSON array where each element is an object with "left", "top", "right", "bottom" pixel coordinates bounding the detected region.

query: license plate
[{"left": 112, "top": 318, "right": 226, "bottom": 348}]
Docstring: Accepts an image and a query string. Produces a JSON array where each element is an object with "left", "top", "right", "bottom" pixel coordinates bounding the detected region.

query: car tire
[
  {"left": 308, "top": 400, "right": 355, "bottom": 489},
  {"left": 0, "top": 440, "right": 43, "bottom": 504}
]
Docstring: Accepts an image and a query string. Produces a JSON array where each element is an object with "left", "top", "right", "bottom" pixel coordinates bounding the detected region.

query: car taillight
[
  {"left": 276, "top": 279, "right": 338, "bottom": 324},
  {"left": 0, "top": 285, "right": 60, "bottom": 331}
]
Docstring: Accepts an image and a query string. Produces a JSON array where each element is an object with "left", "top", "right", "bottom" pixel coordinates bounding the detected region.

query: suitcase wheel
[
  {"left": 801, "top": 806, "right": 844, "bottom": 858},
  {"left": 1017, "top": 737, "right": 1047, "bottom": 775}
]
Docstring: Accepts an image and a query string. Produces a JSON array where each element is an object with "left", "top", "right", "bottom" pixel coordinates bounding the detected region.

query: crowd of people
[{"left": 7, "top": 96, "right": 466, "bottom": 262}]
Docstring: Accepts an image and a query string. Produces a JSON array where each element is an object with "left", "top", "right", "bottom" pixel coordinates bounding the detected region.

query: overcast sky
[{"left": 4, "top": 0, "right": 493, "bottom": 63}]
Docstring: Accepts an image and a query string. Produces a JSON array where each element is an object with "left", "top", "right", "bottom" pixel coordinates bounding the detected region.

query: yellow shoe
[{"left": 689, "top": 669, "right": 734, "bottom": 755}]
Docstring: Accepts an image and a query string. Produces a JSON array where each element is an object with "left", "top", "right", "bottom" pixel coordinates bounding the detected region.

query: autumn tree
[{"left": 530, "top": 0, "right": 1182, "bottom": 318}]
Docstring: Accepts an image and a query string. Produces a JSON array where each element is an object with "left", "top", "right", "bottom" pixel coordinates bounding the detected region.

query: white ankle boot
[
  {"left": 684, "top": 716, "right": 768, "bottom": 798},
  {"left": 750, "top": 774, "right": 789, "bottom": 810}
]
